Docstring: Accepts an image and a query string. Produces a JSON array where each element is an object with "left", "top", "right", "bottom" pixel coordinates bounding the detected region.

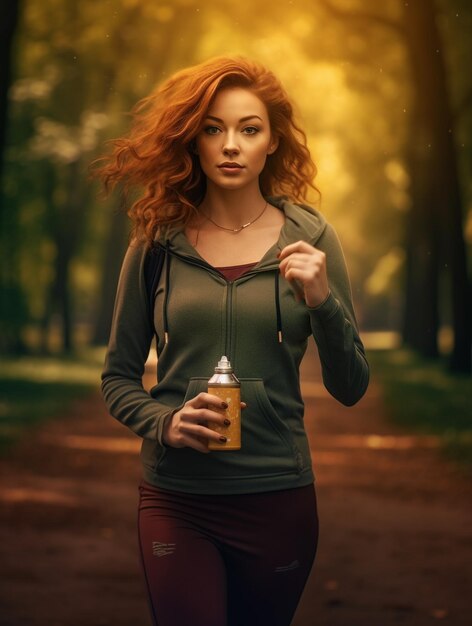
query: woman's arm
[
  {"left": 279, "top": 224, "right": 369, "bottom": 406},
  {"left": 101, "top": 241, "right": 175, "bottom": 443}
]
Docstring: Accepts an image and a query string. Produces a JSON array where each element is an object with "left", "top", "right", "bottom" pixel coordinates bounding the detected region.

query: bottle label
[{"left": 207, "top": 386, "right": 241, "bottom": 450}]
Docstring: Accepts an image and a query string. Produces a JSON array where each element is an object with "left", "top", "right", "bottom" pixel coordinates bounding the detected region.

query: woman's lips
[{"left": 218, "top": 164, "right": 244, "bottom": 174}]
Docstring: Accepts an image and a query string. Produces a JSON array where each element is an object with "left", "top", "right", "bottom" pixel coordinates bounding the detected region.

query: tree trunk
[
  {"left": 402, "top": 133, "right": 440, "bottom": 358},
  {"left": 401, "top": 0, "right": 471, "bottom": 372},
  {"left": 0, "top": 0, "right": 19, "bottom": 185},
  {"left": 49, "top": 160, "right": 89, "bottom": 353},
  {"left": 0, "top": 0, "right": 23, "bottom": 353}
]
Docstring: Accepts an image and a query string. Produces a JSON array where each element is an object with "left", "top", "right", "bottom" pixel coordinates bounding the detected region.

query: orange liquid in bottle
[{"left": 207, "top": 385, "right": 241, "bottom": 450}]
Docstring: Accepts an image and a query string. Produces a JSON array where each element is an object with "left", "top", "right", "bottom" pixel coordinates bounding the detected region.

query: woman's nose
[{"left": 222, "top": 132, "right": 240, "bottom": 154}]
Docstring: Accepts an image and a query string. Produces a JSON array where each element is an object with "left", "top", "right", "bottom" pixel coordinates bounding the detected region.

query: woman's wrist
[{"left": 306, "top": 289, "right": 331, "bottom": 310}]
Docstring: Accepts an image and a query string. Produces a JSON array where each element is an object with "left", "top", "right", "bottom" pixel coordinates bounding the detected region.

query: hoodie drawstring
[
  {"left": 163, "top": 239, "right": 171, "bottom": 344},
  {"left": 274, "top": 270, "right": 283, "bottom": 343}
]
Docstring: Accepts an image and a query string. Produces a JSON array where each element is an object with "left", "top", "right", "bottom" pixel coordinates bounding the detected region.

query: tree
[
  {"left": 0, "top": 0, "right": 22, "bottom": 353},
  {"left": 318, "top": 0, "right": 471, "bottom": 372},
  {"left": 0, "top": 0, "right": 19, "bottom": 184},
  {"left": 6, "top": 0, "right": 209, "bottom": 352}
]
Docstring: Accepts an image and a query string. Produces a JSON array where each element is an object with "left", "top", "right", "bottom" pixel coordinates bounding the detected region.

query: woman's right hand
[{"left": 162, "top": 392, "right": 232, "bottom": 453}]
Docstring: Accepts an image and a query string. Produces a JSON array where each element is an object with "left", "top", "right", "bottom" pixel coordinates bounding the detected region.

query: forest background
[
  {"left": 1, "top": 7, "right": 471, "bottom": 624},
  {"left": 2, "top": 0, "right": 471, "bottom": 366},
  {"left": 0, "top": 0, "right": 471, "bottom": 462}
]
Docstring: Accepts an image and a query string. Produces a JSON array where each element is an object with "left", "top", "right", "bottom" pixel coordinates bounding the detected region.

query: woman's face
[{"left": 195, "top": 87, "right": 278, "bottom": 191}]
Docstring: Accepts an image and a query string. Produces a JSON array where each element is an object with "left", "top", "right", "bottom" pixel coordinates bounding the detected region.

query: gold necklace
[{"left": 204, "top": 201, "right": 268, "bottom": 233}]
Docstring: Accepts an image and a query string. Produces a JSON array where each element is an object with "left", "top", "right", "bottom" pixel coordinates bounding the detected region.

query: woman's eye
[
  {"left": 243, "top": 127, "right": 259, "bottom": 135},
  {"left": 204, "top": 126, "right": 220, "bottom": 135}
]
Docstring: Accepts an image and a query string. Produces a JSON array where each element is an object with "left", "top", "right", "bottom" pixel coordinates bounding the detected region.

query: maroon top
[{"left": 216, "top": 262, "right": 258, "bottom": 282}]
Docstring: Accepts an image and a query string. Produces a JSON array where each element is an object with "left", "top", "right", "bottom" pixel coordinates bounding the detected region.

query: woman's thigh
[
  {"left": 137, "top": 481, "right": 228, "bottom": 626},
  {"left": 224, "top": 484, "right": 319, "bottom": 626}
]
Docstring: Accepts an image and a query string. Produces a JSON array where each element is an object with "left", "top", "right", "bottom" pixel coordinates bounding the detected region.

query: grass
[
  {"left": 368, "top": 348, "right": 472, "bottom": 474},
  {"left": 0, "top": 347, "right": 105, "bottom": 454}
]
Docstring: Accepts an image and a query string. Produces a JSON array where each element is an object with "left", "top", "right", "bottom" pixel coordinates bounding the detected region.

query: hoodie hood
[{"left": 271, "top": 196, "right": 327, "bottom": 249}]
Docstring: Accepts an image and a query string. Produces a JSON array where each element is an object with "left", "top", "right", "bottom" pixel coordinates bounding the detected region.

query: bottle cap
[{"left": 215, "top": 355, "right": 233, "bottom": 373}]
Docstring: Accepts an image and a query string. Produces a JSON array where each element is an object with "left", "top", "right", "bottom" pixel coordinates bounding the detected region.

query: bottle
[{"left": 207, "top": 356, "right": 241, "bottom": 451}]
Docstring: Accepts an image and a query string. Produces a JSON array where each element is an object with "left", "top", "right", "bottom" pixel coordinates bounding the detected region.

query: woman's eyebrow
[{"left": 204, "top": 114, "right": 263, "bottom": 123}]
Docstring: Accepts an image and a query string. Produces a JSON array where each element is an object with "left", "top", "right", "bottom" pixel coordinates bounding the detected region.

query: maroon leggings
[{"left": 137, "top": 480, "right": 319, "bottom": 626}]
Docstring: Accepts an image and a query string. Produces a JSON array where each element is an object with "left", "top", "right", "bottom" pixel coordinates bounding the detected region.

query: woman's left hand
[{"left": 278, "top": 240, "right": 330, "bottom": 308}]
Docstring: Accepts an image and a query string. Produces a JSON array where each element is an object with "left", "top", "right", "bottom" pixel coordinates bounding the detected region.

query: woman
[{"left": 97, "top": 55, "right": 369, "bottom": 626}]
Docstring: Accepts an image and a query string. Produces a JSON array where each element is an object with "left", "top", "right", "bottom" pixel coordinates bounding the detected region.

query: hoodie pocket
[
  {"left": 240, "top": 378, "right": 304, "bottom": 474},
  {"left": 154, "top": 377, "right": 303, "bottom": 480}
]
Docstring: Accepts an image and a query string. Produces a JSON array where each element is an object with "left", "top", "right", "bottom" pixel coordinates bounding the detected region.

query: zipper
[{"left": 162, "top": 246, "right": 282, "bottom": 354}]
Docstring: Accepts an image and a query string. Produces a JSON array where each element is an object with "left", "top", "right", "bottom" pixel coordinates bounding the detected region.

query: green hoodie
[{"left": 101, "top": 195, "right": 369, "bottom": 494}]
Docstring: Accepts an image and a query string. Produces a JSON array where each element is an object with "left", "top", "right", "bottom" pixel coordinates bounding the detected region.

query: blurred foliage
[
  {"left": 0, "top": 0, "right": 470, "bottom": 359},
  {"left": 369, "top": 348, "right": 472, "bottom": 474},
  {"left": 0, "top": 347, "right": 104, "bottom": 453}
]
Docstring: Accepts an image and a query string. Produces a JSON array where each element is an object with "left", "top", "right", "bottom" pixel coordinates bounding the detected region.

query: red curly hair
[{"left": 94, "top": 55, "right": 319, "bottom": 244}]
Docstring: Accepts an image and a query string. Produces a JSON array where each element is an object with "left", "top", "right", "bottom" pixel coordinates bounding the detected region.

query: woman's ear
[{"left": 267, "top": 136, "right": 279, "bottom": 155}]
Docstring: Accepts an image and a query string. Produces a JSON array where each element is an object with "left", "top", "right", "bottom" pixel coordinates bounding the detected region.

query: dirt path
[{"left": 1, "top": 345, "right": 471, "bottom": 626}]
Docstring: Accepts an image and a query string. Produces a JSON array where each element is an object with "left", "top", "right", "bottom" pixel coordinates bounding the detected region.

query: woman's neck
[{"left": 197, "top": 184, "right": 268, "bottom": 230}]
